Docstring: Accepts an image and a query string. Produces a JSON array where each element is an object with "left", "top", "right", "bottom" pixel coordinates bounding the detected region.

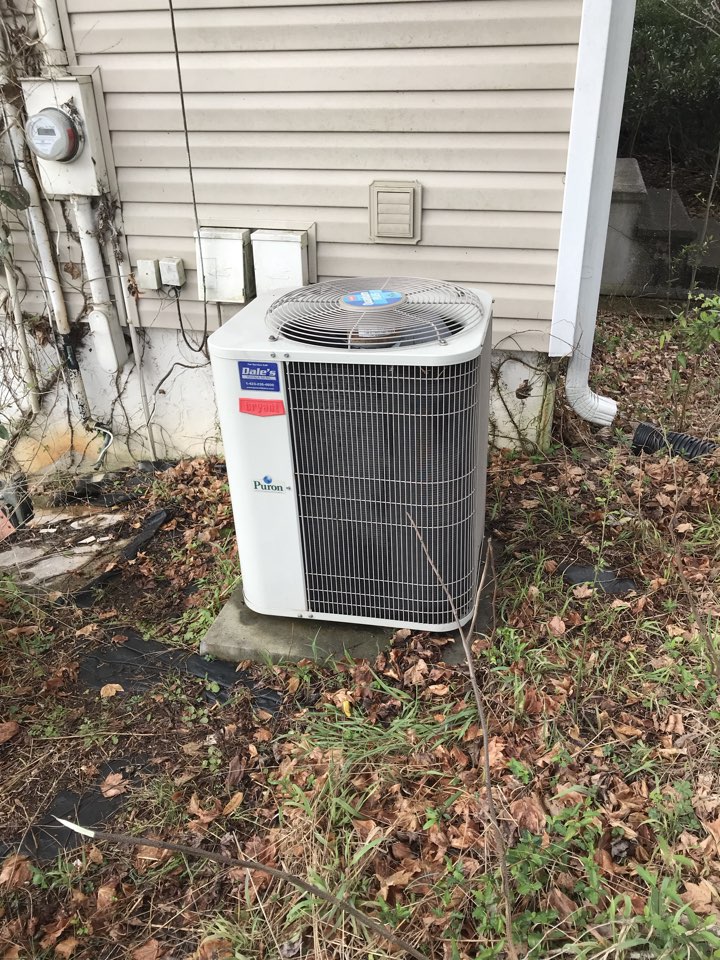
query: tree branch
[
  {"left": 405, "top": 517, "right": 519, "bottom": 960},
  {"left": 55, "top": 817, "right": 427, "bottom": 960}
]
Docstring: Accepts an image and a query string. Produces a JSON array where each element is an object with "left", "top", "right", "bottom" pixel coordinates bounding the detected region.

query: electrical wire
[
  {"left": 167, "top": 0, "right": 209, "bottom": 351},
  {"left": 166, "top": 284, "right": 207, "bottom": 353}
]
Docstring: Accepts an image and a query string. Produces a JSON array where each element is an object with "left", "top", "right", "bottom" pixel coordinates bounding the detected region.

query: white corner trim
[{"left": 549, "top": 0, "right": 635, "bottom": 358}]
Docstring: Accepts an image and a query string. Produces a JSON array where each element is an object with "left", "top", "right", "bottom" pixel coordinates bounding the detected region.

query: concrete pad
[
  {"left": 0, "top": 545, "right": 48, "bottom": 568},
  {"left": 200, "top": 585, "right": 393, "bottom": 663},
  {"left": 200, "top": 544, "right": 495, "bottom": 666}
]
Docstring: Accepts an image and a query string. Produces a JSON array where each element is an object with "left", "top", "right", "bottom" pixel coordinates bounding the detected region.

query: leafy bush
[{"left": 621, "top": 0, "right": 720, "bottom": 165}]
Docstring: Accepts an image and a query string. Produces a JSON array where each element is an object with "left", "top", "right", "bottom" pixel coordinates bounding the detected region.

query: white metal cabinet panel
[
  {"left": 111, "top": 131, "right": 570, "bottom": 173},
  {"left": 104, "top": 90, "right": 575, "bottom": 134},
  {"left": 71, "top": 1, "right": 581, "bottom": 54}
]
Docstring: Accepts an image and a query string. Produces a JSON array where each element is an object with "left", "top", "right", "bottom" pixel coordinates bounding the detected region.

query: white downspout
[
  {"left": 72, "top": 196, "right": 128, "bottom": 373},
  {"left": 550, "top": 0, "right": 636, "bottom": 426}
]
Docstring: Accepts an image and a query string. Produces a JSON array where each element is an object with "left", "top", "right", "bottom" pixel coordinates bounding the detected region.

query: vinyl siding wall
[{"left": 58, "top": 0, "right": 582, "bottom": 347}]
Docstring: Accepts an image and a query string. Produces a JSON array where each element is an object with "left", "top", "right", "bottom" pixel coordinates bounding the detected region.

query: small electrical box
[
  {"left": 251, "top": 229, "right": 309, "bottom": 294},
  {"left": 136, "top": 259, "right": 161, "bottom": 291},
  {"left": 21, "top": 76, "right": 108, "bottom": 197},
  {"left": 195, "top": 227, "right": 255, "bottom": 303},
  {"left": 159, "top": 257, "right": 186, "bottom": 287}
]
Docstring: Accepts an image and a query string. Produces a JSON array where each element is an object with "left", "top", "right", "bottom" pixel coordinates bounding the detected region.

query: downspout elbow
[{"left": 565, "top": 350, "right": 617, "bottom": 426}]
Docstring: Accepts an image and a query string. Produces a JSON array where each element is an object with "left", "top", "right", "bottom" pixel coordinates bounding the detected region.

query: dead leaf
[
  {"left": 547, "top": 616, "right": 566, "bottom": 638},
  {"left": 403, "top": 658, "right": 429, "bottom": 686},
  {"left": 0, "top": 854, "right": 31, "bottom": 888},
  {"left": 110, "top": 634, "right": 129, "bottom": 644},
  {"left": 0, "top": 721, "right": 20, "bottom": 745},
  {"left": 187, "top": 794, "right": 222, "bottom": 831},
  {"left": 520, "top": 499, "right": 540, "bottom": 509},
  {"left": 195, "top": 938, "right": 234, "bottom": 960},
  {"left": 487, "top": 736, "right": 506, "bottom": 770},
  {"left": 222, "top": 791, "right": 244, "bottom": 816},
  {"left": 612, "top": 722, "right": 645, "bottom": 739},
  {"left": 100, "top": 683, "right": 124, "bottom": 699},
  {"left": 676, "top": 522, "right": 694, "bottom": 533},
  {"left": 681, "top": 879, "right": 719, "bottom": 916},
  {"left": 1, "top": 945, "right": 21, "bottom": 960},
  {"left": 510, "top": 795, "right": 546, "bottom": 834},
  {"left": 133, "top": 940, "right": 162, "bottom": 960},
  {"left": 572, "top": 583, "right": 594, "bottom": 600},
  {"left": 549, "top": 887, "right": 577, "bottom": 919},
  {"left": 40, "top": 915, "right": 71, "bottom": 947},
  {"left": 55, "top": 937, "right": 79, "bottom": 958},
  {"left": 62, "top": 261, "right": 81, "bottom": 280},
  {"left": 95, "top": 882, "right": 117, "bottom": 912},
  {"left": 100, "top": 772, "right": 127, "bottom": 798},
  {"left": 75, "top": 624, "right": 97, "bottom": 638}
]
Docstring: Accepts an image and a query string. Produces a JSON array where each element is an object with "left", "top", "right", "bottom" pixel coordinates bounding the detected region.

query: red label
[{"left": 239, "top": 398, "right": 286, "bottom": 417}]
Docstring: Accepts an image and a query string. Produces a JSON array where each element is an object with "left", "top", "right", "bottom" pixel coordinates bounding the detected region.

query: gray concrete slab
[
  {"left": 200, "top": 543, "right": 495, "bottom": 665},
  {"left": 612, "top": 158, "right": 647, "bottom": 202},
  {"left": 637, "top": 188, "right": 696, "bottom": 242},
  {"left": 199, "top": 585, "right": 394, "bottom": 663}
]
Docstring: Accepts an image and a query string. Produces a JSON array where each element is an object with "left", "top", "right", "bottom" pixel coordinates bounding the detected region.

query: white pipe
[
  {"left": 34, "top": 0, "right": 68, "bottom": 70},
  {"left": 550, "top": 0, "right": 636, "bottom": 426},
  {"left": 1, "top": 231, "right": 40, "bottom": 415},
  {"left": 72, "top": 196, "right": 128, "bottom": 374}
]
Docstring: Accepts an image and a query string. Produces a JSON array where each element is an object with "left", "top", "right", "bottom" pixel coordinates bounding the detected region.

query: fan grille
[
  {"left": 266, "top": 276, "right": 484, "bottom": 349},
  {"left": 285, "top": 358, "right": 483, "bottom": 624}
]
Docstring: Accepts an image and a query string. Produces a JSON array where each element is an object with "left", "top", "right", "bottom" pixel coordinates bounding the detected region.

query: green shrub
[{"left": 621, "top": 0, "right": 720, "bottom": 165}]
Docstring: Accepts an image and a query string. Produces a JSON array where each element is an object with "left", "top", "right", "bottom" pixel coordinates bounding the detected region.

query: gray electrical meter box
[{"left": 21, "top": 76, "right": 108, "bottom": 197}]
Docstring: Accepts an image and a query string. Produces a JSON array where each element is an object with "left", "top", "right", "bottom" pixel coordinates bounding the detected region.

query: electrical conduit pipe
[{"left": 34, "top": 0, "right": 68, "bottom": 71}]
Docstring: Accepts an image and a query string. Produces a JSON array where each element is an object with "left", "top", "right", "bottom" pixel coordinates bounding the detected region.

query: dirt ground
[{"left": 1, "top": 303, "right": 720, "bottom": 959}]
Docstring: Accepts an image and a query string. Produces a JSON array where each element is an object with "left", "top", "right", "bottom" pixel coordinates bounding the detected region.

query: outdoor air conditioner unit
[{"left": 209, "top": 277, "right": 492, "bottom": 631}]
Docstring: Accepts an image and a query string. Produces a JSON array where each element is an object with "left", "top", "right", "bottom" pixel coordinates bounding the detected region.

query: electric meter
[{"left": 25, "top": 107, "right": 82, "bottom": 163}]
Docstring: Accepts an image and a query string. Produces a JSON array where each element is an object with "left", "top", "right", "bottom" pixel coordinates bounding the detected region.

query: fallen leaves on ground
[{"left": 0, "top": 721, "right": 19, "bottom": 745}]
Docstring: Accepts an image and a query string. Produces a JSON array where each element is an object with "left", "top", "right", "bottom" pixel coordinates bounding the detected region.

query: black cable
[
  {"left": 167, "top": 0, "right": 209, "bottom": 351},
  {"left": 167, "top": 285, "right": 207, "bottom": 354}
]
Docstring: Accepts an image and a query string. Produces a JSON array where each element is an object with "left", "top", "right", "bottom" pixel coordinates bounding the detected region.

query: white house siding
[{"left": 58, "top": 0, "right": 582, "bottom": 351}]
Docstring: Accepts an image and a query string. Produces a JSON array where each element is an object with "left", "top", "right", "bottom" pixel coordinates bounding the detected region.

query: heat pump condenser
[{"left": 209, "top": 277, "right": 492, "bottom": 631}]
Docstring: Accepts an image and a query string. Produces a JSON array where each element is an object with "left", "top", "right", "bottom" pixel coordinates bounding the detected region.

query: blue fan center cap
[{"left": 341, "top": 289, "right": 404, "bottom": 308}]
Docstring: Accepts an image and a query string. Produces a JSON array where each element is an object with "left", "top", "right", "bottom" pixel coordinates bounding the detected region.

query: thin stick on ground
[
  {"left": 55, "top": 818, "right": 427, "bottom": 960},
  {"left": 405, "top": 516, "right": 519, "bottom": 960}
]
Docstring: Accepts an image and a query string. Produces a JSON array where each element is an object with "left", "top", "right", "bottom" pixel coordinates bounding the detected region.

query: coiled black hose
[{"left": 632, "top": 422, "right": 719, "bottom": 461}]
